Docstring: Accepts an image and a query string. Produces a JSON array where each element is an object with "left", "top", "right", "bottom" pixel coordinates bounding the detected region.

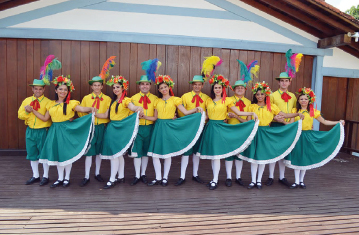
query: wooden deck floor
[{"left": 1, "top": 152, "right": 359, "bottom": 234}]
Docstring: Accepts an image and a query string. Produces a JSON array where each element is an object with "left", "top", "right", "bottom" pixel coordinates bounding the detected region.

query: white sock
[
  {"left": 57, "top": 165, "right": 64, "bottom": 181},
  {"left": 117, "top": 155, "right": 124, "bottom": 179},
  {"left": 110, "top": 158, "right": 119, "bottom": 182},
  {"left": 84, "top": 156, "right": 92, "bottom": 179},
  {"left": 95, "top": 155, "right": 102, "bottom": 175},
  {"left": 268, "top": 162, "right": 275, "bottom": 179},
  {"left": 64, "top": 164, "right": 72, "bottom": 180},
  {"left": 251, "top": 163, "right": 258, "bottom": 183},
  {"left": 163, "top": 158, "right": 171, "bottom": 179},
  {"left": 225, "top": 160, "right": 233, "bottom": 179},
  {"left": 299, "top": 170, "right": 306, "bottom": 183},
  {"left": 141, "top": 157, "right": 149, "bottom": 176},
  {"left": 134, "top": 158, "right": 141, "bottom": 178},
  {"left": 30, "top": 161, "right": 39, "bottom": 178},
  {"left": 152, "top": 157, "right": 162, "bottom": 181},
  {"left": 278, "top": 159, "right": 286, "bottom": 180},
  {"left": 192, "top": 155, "right": 200, "bottom": 177},
  {"left": 294, "top": 169, "right": 300, "bottom": 184},
  {"left": 180, "top": 155, "right": 189, "bottom": 179},
  {"left": 42, "top": 162, "right": 49, "bottom": 178},
  {"left": 212, "top": 159, "right": 220, "bottom": 183},
  {"left": 257, "top": 164, "right": 265, "bottom": 183},
  {"left": 235, "top": 160, "right": 243, "bottom": 179}
]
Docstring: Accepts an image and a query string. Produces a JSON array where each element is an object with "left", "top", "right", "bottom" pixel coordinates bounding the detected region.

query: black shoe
[
  {"left": 79, "top": 178, "right": 90, "bottom": 187},
  {"left": 290, "top": 183, "right": 299, "bottom": 189},
  {"left": 225, "top": 179, "right": 232, "bottom": 187},
  {"left": 130, "top": 177, "right": 140, "bottom": 186},
  {"left": 256, "top": 182, "right": 262, "bottom": 189},
  {"left": 279, "top": 178, "right": 291, "bottom": 187},
  {"left": 50, "top": 180, "right": 63, "bottom": 188},
  {"left": 25, "top": 177, "right": 40, "bottom": 185},
  {"left": 94, "top": 174, "right": 104, "bottom": 182},
  {"left": 147, "top": 179, "right": 161, "bottom": 186},
  {"left": 161, "top": 178, "right": 168, "bottom": 187},
  {"left": 63, "top": 179, "right": 70, "bottom": 188},
  {"left": 192, "top": 176, "right": 204, "bottom": 184},
  {"left": 116, "top": 178, "right": 125, "bottom": 184},
  {"left": 104, "top": 181, "right": 116, "bottom": 189},
  {"left": 209, "top": 181, "right": 218, "bottom": 190},
  {"left": 247, "top": 182, "right": 256, "bottom": 189},
  {"left": 299, "top": 182, "right": 306, "bottom": 189},
  {"left": 39, "top": 177, "right": 49, "bottom": 186},
  {"left": 235, "top": 178, "right": 244, "bottom": 186},
  {"left": 266, "top": 178, "right": 274, "bottom": 186},
  {"left": 140, "top": 175, "right": 148, "bottom": 184},
  {"left": 175, "top": 178, "right": 185, "bottom": 186}
]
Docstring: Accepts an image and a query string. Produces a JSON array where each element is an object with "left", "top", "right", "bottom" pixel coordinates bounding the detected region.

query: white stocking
[
  {"left": 42, "top": 162, "right": 49, "bottom": 178},
  {"left": 110, "top": 158, "right": 119, "bottom": 182},
  {"left": 235, "top": 160, "right": 243, "bottom": 179},
  {"left": 294, "top": 169, "right": 300, "bottom": 184},
  {"left": 152, "top": 157, "right": 162, "bottom": 180},
  {"left": 163, "top": 158, "right": 171, "bottom": 179},
  {"left": 278, "top": 159, "right": 286, "bottom": 180},
  {"left": 134, "top": 158, "right": 141, "bottom": 178},
  {"left": 180, "top": 155, "right": 189, "bottom": 179},
  {"left": 299, "top": 170, "right": 306, "bottom": 183},
  {"left": 212, "top": 159, "right": 220, "bottom": 183},
  {"left": 251, "top": 163, "right": 258, "bottom": 183},
  {"left": 268, "top": 162, "right": 275, "bottom": 179},
  {"left": 117, "top": 155, "right": 124, "bottom": 179},
  {"left": 225, "top": 160, "right": 233, "bottom": 179},
  {"left": 30, "top": 161, "right": 39, "bottom": 178},
  {"left": 64, "top": 164, "right": 72, "bottom": 180},
  {"left": 84, "top": 156, "right": 92, "bottom": 179},
  {"left": 57, "top": 165, "right": 64, "bottom": 181},
  {"left": 192, "top": 155, "right": 200, "bottom": 177},
  {"left": 95, "top": 155, "right": 102, "bottom": 175},
  {"left": 257, "top": 164, "right": 265, "bottom": 183},
  {"left": 141, "top": 157, "right": 149, "bottom": 176}
]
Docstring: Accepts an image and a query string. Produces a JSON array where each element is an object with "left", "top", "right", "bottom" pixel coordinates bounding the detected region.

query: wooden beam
[
  {"left": 281, "top": 0, "right": 353, "bottom": 32},
  {"left": 258, "top": 0, "right": 332, "bottom": 34},
  {"left": 318, "top": 34, "right": 352, "bottom": 48}
]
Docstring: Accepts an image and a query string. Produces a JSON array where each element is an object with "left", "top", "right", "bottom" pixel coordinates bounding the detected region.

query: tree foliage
[{"left": 345, "top": 5, "right": 359, "bottom": 20}]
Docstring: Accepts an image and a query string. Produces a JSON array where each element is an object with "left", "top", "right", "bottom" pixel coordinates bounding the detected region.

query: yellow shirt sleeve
[
  {"left": 314, "top": 109, "right": 321, "bottom": 119},
  {"left": 77, "top": 96, "right": 87, "bottom": 118},
  {"left": 271, "top": 104, "right": 281, "bottom": 115},
  {"left": 174, "top": 97, "right": 183, "bottom": 107},
  {"left": 123, "top": 97, "right": 131, "bottom": 108},
  {"left": 18, "top": 99, "right": 30, "bottom": 121},
  {"left": 70, "top": 100, "right": 80, "bottom": 111}
]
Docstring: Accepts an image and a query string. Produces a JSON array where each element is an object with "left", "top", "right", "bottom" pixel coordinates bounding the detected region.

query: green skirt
[
  {"left": 284, "top": 123, "right": 344, "bottom": 170},
  {"left": 147, "top": 112, "right": 205, "bottom": 159},
  {"left": 196, "top": 119, "right": 258, "bottom": 160},
  {"left": 238, "top": 120, "right": 302, "bottom": 164},
  {"left": 100, "top": 113, "right": 139, "bottom": 160},
  {"left": 39, "top": 114, "right": 94, "bottom": 166}
]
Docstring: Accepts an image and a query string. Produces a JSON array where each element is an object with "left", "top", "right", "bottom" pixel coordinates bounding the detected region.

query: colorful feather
[
  {"left": 285, "top": 49, "right": 303, "bottom": 79},
  {"left": 201, "top": 56, "right": 222, "bottom": 80},
  {"left": 39, "top": 55, "right": 62, "bottom": 85},
  {"left": 237, "top": 59, "right": 259, "bottom": 84},
  {"left": 141, "top": 58, "right": 161, "bottom": 82},
  {"left": 99, "top": 56, "right": 116, "bottom": 80}
]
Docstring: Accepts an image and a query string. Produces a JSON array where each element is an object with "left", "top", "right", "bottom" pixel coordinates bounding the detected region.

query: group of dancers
[{"left": 18, "top": 49, "right": 345, "bottom": 190}]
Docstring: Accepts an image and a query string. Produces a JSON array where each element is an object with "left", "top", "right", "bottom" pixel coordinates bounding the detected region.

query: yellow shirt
[
  {"left": 248, "top": 103, "right": 281, "bottom": 126},
  {"left": 227, "top": 95, "right": 251, "bottom": 124},
  {"left": 292, "top": 108, "right": 321, "bottom": 130},
  {"left": 46, "top": 100, "right": 80, "bottom": 123},
  {"left": 154, "top": 96, "right": 183, "bottom": 119},
  {"left": 178, "top": 91, "right": 210, "bottom": 117},
  {"left": 78, "top": 92, "right": 111, "bottom": 125},
  {"left": 206, "top": 98, "right": 234, "bottom": 120},
  {"left": 108, "top": 97, "right": 132, "bottom": 121},
  {"left": 18, "top": 95, "right": 52, "bottom": 129},
  {"left": 270, "top": 90, "right": 297, "bottom": 122},
  {"left": 131, "top": 92, "right": 158, "bottom": 125}
]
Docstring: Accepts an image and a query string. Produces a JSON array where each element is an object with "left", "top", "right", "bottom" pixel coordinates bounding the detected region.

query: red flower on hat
[
  {"left": 57, "top": 76, "right": 64, "bottom": 82},
  {"left": 217, "top": 75, "right": 224, "bottom": 81},
  {"left": 225, "top": 80, "right": 230, "bottom": 86},
  {"left": 209, "top": 78, "right": 214, "bottom": 84},
  {"left": 309, "top": 91, "right": 314, "bottom": 97}
]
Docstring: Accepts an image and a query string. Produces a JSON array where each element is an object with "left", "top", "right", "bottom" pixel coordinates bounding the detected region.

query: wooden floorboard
[{"left": 0, "top": 152, "right": 358, "bottom": 234}]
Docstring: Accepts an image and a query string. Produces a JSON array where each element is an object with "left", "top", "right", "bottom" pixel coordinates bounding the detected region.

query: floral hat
[
  {"left": 252, "top": 81, "right": 272, "bottom": 111},
  {"left": 155, "top": 75, "right": 175, "bottom": 96},
  {"left": 297, "top": 87, "right": 316, "bottom": 117},
  {"left": 106, "top": 75, "right": 129, "bottom": 103},
  {"left": 208, "top": 74, "right": 231, "bottom": 103},
  {"left": 53, "top": 75, "right": 75, "bottom": 104}
]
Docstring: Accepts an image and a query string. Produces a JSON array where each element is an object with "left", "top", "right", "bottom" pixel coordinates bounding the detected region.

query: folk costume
[
  {"left": 100, "top": 76, "right": 140, "bottom": 189},
  {"left": 284, "top": 88, "right": 344, "bottom": 189},
  {"left": 18, "top": 55, "right": 61, "bottom": 186},
  {"left": 128, "top": 59, "right": 161, "bottom": 186},
  {"left": 37, "top": 76, "right": 94, "bottom": 188},
  {"left": 147, "top": 75, "right": 206, "bottom": 186},
  {"left": 176, "top": 75, "right": 210, "bottom": 186},
  {"left": 196, "top": 74, "right": 258, "bottom": 190},
  {"left": 237, "top": 82, "right": 302, "bottom": 189},
  {"left": 224, "top": 60, "right": 259, "bottom": 187},
  {"left": 267, "top": 49, "right": 302, "bottom": 187},
  {"left": 78, "top": 56, "right": 114, "bottom": 187}
]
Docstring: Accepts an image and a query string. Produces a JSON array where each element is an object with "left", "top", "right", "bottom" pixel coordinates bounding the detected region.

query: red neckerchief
[
  {"left": 235, "top": 96, "right": 246, "bottom": 111},
  {"left": 191, "top": 92, "right": 203, "bottom": 107},
  {"left": 30, "top": 99, "right": 40, "bottom": 111},
  {"left": 139, "top": 93, "right": 151, "bottom": 110},
  {"left": 92, "top": 93, "right": 103, "bottom": 109},
  {"left": 281, "top": 91, "right": 292, "bottom": 103}
]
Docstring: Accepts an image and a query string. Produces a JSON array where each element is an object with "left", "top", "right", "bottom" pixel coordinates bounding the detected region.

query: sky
[{"left": 325, "top": 0, "right": 359, "bottom": 12}]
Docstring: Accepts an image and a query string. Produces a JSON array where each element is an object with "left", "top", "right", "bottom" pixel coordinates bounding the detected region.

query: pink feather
[
  {"left": 40, "top": 55, "right": 55, "bottom": 74},
  {"left": 216, "top": 59, "right": 223, "bottom": 67}
]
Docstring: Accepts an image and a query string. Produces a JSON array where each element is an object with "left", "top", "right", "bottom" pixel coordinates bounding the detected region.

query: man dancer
[
  {"left": 175, "top": 75, "right": 209, "bottom": 186},
  {"left": 18, "top": 79, "right": 52, "bottom": 186}
]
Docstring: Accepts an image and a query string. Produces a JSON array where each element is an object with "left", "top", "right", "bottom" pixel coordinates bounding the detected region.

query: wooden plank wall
[{"left": 0, "top": 38, "right": 313, "bottom": 150}]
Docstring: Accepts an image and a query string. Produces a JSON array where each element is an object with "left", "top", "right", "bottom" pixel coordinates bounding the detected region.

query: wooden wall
[{"left": 0, "top": 38, "right": 314, "bottom": 150}]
